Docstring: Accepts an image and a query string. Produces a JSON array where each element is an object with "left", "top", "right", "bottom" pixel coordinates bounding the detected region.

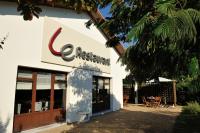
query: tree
[{"left": 101, "top": 0, "right": 200, "bottom": 82}]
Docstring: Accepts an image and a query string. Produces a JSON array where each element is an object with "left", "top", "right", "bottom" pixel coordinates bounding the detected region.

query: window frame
[
  {"left": 92, "top": 76, "right": 111, "bottom": 113},
  {"left": 15, "top": 67, "right": 67, "bottom": 115}
]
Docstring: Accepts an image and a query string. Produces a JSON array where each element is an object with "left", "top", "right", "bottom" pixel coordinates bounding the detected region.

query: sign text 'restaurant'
[{"left": 60, "top": 44, "right": 110, "bottom": 66}]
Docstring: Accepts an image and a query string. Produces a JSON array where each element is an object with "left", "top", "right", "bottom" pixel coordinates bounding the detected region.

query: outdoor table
[{"left": 147, "top": 96, "right": 155, "bottom": 107}]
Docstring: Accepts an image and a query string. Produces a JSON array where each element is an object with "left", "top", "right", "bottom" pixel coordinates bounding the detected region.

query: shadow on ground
[
  {"left": 173, "top": 112, "right": 200, "bottom": 133},
  {"left": 60, "top": 108, "right": 179, "bottom": 133}
]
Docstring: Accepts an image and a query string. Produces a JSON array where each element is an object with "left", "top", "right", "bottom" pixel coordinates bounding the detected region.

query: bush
[{"left": 182, "top": 101, "right": 200, "bottom": 115}]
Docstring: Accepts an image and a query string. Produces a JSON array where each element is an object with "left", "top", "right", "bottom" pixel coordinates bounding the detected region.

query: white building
[{"left": 0, "top": 1, "right": 127, "bottom": 132}]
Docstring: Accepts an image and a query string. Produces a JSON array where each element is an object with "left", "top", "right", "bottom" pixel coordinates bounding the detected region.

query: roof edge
[{"left": 88, "top": 10, "right": 125, "bottom": 56}]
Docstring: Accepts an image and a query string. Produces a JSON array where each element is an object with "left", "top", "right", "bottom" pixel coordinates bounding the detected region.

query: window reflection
[
  {"left": 15, "top": 79, "right": 32, "bottom": 114},
  {"left": 92, "top": 76, "right": 110, "bottom": 113},
  {"left": 35, "top": 73, "right": 51, "bottom": 111},
  {"left": 54, "top": 74, "right": 66, "bottom": 109}
]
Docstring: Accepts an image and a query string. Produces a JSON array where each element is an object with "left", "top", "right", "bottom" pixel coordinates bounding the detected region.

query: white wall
[
  {"left": 66, "top": 67, "right": 111, "bottom": 123},
  {"left": 0, "top": 1, "right": 127, "bottom": 132},
  {"left": 110, "top": 50, "right": 127, "bottom": 111}
]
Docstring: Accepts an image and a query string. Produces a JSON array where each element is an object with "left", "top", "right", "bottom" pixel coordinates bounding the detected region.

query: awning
[{"left": 146, "top": 77, "right": 173, "bottom": 84}]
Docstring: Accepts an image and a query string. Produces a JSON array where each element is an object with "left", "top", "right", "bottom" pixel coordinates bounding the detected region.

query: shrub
[{"left": 182, "top": 101, "right": 200, "bottom": 115}]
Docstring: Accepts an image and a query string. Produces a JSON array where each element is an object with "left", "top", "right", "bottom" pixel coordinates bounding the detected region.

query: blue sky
[{"left": 99, "top": 4, "right": 112, "bottom": 18}]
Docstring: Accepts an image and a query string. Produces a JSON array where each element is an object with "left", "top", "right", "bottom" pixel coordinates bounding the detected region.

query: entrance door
[
  {"left": 92, "top": 76, "right": 110, "bottom": 113},
  {"left": 13, "top": 67, "right": 67, "bottom": 132}
]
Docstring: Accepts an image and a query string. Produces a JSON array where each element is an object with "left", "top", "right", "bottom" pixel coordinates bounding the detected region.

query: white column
[{"left": 134, "top": 82, "right": 138, "bottom": 104}]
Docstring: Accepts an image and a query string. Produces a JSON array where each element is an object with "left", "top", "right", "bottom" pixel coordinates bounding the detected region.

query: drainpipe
[{"left": 134, "top": 82, "right": 138, "bottom": 104}]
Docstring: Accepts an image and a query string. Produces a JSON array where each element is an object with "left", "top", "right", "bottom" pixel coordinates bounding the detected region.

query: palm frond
[
  {"left": 127, "top": 13, "right": 150, "bottom": 41},
  {"left": 187, "top": 8, "right": 200, "bottom": 24},
  {"left": 175, "top": 10, "right": 197, "bottom": 42},
  {"left": 154, "top": 17, "right": 176, "bottom": 41},
  {"left": 155, "top": 0, "right": 176, "bottom": 16},
  {"left": 154, "top": 8, "right": 198, "bottom": 43}
]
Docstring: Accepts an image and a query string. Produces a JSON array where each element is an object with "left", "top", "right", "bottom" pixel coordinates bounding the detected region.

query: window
[
  {"left": 92, "top": 76, "right": 110, "bottom": 113},
  {"left": 14, "top": 68, "right": 67, "bottom": 115},
  {"left": 15, "top": 82, "right": 33, "bottom": 114},
  {"left": 15, "top": 70, "right": 33, "bottom": 114},
  {"left": 35, "top": 72, "right": 51, "bottom": 111},
  {"left": 54, "top": 74, "right": 67, "bottom": 109}
]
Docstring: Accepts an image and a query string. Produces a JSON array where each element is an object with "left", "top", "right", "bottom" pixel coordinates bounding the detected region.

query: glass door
[{"left": 92, "top": 76, "right": 110, "bottom": 113}]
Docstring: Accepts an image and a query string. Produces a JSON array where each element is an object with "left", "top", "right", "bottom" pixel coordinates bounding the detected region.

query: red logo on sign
[{"left": 48, "top": 27, "right": 62, "bottom": 56}]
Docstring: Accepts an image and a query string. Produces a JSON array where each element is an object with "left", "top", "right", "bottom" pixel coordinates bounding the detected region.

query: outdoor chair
[
  {"left": 142, "top": 96, "right": 150, "bottom": 107},
  {"left": 153, "top": 96, "right": 161, "bottom": 107},
  {"left": 123, "top": 95, "right": 129, "bottom": 104}
]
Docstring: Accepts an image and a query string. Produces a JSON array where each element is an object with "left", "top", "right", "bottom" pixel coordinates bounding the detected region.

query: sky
[{"left": 99, "top": 4, "right": 112, "bottom": 18}]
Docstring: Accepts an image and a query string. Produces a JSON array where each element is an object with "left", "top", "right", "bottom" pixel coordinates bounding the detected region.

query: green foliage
[
  {"left": 177, "top": 57, "right": 200, "bottom": 92},
  {"left": 176, "top": 74, "right": 200, "bottom": 105},
  {"left": 182, "top": 101, "right": 200, "bottom": 115},
  {"left": 105, "top": 0, "right": 200, "bottom": 82},
  {"left": 127, "top": 13, "right": 150, "bottom": 41},
  {"left": 127, "top": 0, "right": 200, "bottom": 44},
  {"left": 188, "top": 57, "right": 199, "bottom": 77},
  {"left": 63, "top": 0, "right": 98, "bottom": 12},
  {"left": 177, "top": 75, "right": 200, "bottom": 93}
]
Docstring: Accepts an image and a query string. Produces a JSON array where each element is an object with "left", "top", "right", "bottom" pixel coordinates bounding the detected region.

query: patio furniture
[
  {"left": 123, "top": 94, "right": 129, "bottom": 104},
  {"left": 153, "top": 96, "right": 161, "bottom": 107},
  {"left": 142, "top": 96, "right": 150, "bottom": 107},
  {"left": 147, "top": 96, "right": 156, "bottom": 107}
]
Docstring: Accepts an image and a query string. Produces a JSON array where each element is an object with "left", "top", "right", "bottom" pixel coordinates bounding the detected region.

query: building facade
[{"left": 0, "top": 1, "right": 127, "bottom": 132}]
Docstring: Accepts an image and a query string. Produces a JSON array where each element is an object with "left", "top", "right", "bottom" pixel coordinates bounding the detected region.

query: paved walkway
[{"left": 39, "top": 104, "right": 182, "bottom": 133}]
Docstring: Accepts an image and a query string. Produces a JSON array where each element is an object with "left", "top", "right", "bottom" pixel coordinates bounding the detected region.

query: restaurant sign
[
  {"left": 49, "top": 28, "right": 110, "bottom": 66},
  {"left": 41, "top": 17, "right": 111, "bottom": 73}
]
